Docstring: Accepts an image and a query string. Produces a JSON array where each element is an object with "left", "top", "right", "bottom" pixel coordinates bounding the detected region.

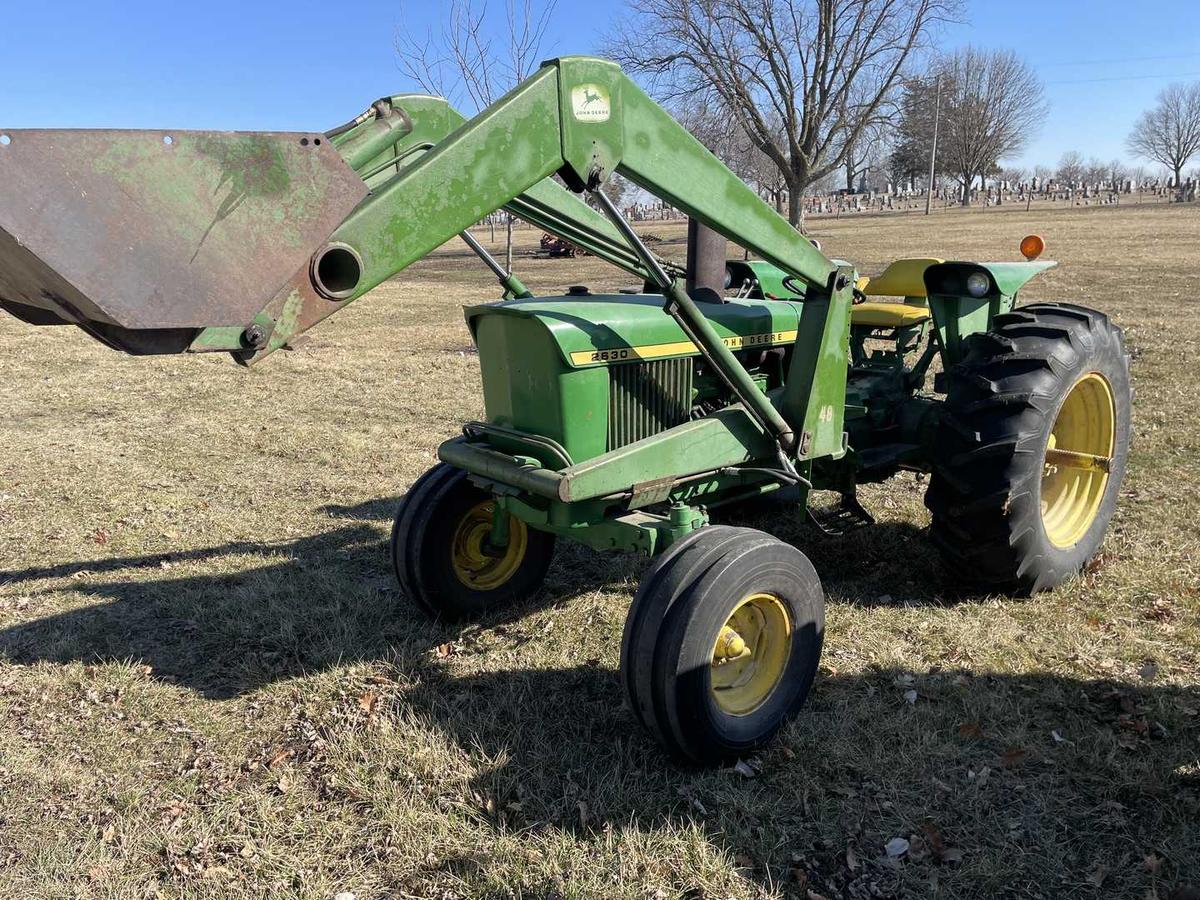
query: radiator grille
[{"left": 608, "top": 358, "right": 693, "bottom": 449}]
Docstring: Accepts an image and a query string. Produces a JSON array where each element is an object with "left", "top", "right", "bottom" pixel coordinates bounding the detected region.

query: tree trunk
[
  {"left": 786, "top": 178, "right": 803, "bottom": 229},
  {"left": 505, "top": 214, "right": 513, "bottom": 273},
  {"left": 1174, "top": 166, "right": 1184, "bottom": 201}
]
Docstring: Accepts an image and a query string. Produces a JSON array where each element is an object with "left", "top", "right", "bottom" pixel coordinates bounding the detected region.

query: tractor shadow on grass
[
  {"left": 0, "top": 484, "right": 989, "bottom": 701},
  {"left": 0, "top": 492, "right": 972, "bottom": 700},
  {"left": 396, "top": 659, "right": 1200, "bottom": 897},
  {"left": 0, "top": 496, "right": 1197, "bottom": 895}
]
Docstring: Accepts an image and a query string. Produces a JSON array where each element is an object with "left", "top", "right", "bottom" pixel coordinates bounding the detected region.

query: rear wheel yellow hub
[
  {"left": 710, "top": 592, "right": 792, "bottom": 716},
  {"left": 1041, "top": 372, "right": 1115, "bottom": 548},
  {"left": 450, "top": 501, "right": 528, "bottom": 590}
]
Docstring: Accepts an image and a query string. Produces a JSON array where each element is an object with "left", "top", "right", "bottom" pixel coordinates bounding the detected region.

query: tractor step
[{"left": 808, "top": 493, "right": 876, "bottom": 536}]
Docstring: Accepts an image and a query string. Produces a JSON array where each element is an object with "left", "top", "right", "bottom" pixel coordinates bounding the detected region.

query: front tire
[
  {"left": 391, "top": 463, "right": 556, "bottom": 621},
  {"left": 621, "top": 527, "right": 825, "bottom": 765},
  {"left": 925, "top": 303, "right": 1132, "bottom": 593}
]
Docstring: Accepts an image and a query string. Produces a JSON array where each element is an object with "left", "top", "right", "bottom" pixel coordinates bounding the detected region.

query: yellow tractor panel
[
  {"left": 862, "top": 257, "right": 945, "bottom": 299},
  {"left": 851, "top": 302, "right": 931, "bottom": 328}
]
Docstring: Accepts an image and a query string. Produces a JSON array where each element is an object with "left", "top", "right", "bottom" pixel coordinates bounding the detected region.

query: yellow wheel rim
[
  {"left": 1041, "top": 373, "right": 1116, "bottom": 548},
  {"left": 710, "top": 592, "right": 792, "bottom": 716},
  {"left": 450, "top": 501, "right": 528, "bottom": 590}
]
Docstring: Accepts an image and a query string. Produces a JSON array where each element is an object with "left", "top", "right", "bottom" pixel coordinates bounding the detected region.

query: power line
[
  {"left": 1039, "top": 51, "right": 1200, "bottom": 69},
  {"left": 1047, "top": 71, "right": 1200, "bottom": 86}
]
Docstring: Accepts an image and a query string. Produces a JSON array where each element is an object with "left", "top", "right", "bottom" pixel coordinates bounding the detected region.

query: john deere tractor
[{"left": 0, "top": 57, "right": 1130, "bottom": 765}]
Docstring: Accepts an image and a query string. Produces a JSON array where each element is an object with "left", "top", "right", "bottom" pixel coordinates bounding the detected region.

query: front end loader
[{"left": 0, "top": 57, "right": 1131, "bottom": 765}]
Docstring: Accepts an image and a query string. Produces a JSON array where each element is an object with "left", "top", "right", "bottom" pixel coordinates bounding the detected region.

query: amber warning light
[{"left": 1020, "top": 234, "right": 1046, "bottom": 260}]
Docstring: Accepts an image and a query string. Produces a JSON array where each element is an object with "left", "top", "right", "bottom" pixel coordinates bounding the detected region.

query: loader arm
[
  {"left": 0, "top": 56, "right": 848, "bottom": 456},
  {"left": 239, "top": 57, "right": 846, "bottom": 454},
  {"left": 322, "top": 93, "right": 671, "bottom": 282},
  {"left": 253, "top": 57, "right": 837, "bottom": 363}
]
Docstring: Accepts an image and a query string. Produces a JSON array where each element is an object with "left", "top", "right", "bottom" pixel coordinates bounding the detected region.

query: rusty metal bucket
[{"left": 0, "top": 128, "right": 366, "bottom": 353}]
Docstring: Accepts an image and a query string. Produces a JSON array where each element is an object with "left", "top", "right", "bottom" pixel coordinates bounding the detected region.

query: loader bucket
[{"left": 0, "top": 128, "right": 367, "bottom": 354}]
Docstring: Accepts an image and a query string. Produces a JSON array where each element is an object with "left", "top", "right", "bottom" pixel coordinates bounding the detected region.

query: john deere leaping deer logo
[{"left": 571, "top": 84, "right": 611, "bottom": 123}]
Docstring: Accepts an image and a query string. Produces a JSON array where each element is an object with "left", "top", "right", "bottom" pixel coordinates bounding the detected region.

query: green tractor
[{"left": 0, "top": 57, "right": 1130, "bottom": 765}]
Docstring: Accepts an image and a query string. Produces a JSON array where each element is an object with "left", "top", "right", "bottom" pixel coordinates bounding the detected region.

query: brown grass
[{"left": 0, "top": 202, "right": 1197, "bottom": 899}]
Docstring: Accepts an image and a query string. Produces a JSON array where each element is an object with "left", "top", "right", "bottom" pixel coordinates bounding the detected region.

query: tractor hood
[{"left": 465, "top": 293, "right": 804, "bottom": 368}]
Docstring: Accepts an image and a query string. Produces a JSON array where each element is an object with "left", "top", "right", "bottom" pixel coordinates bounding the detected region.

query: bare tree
[
  {"left": 935, "top": 47, "right": 1047, "bottom": 205},
  {"left": 604, "top": 0, "right": 959, "bottom": 227},
  {"left": 1127, "top": 82, "right": 1200, "bottom": 199},
  {"left": 842, "top": 124, "right": 889, "bottom": 193},
  {"left": 1030, "top": 163, "right": 1052, "bottom": 209},
  {"left": 681, "top": 102, "right": 790, "bottom": 211},
  {"left": 1084, "top": 157, "right": 1107, "bottom": 189},
  {"left": 1107, "top": 158, "right": 1129, "bottom": 191},
  {"left": 996, "top": 165, "right": 1025, "bottom": 206},
  {"left": 1056, "top": 151, "right": 1084, "bottom": 188},
  {"left": 396, "top": 0, "right": 558, "bottom": 269}
]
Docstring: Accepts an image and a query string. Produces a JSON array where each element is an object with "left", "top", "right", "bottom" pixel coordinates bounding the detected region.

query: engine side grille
[{"left": 608, "top": 357, "right": 693, "bottom": 450}]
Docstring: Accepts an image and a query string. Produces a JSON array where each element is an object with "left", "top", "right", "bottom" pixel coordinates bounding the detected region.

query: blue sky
[{"left": 2, "top": 1, "right": 1198, "bottom": 171}]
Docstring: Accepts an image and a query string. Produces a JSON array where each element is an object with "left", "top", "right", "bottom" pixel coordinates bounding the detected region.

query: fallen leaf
[
  {"left": 101, "top": 824, "right": 116, "bottom": 844},
  {"left": 92, "top": 528, "right": 109, "bottom": 546},
  {"left": 1144, "top": 852, "right": 1165, "bottom": 875},
  {"left": 358, "top": 692, "right": 378, "bottom": 715},
  {"left": 1139, "top": 660, "right": 1159, "bottom": 681},
  {"left": 903, "top": 689, "right": 919, "bottom": 705},
  {"left": 921, "top": 823, "right": 946, "bottom": 857},
  {"left": 435, "top": 643, "right": 455, "bottom": 659},
  {"left": 733, "top": 759, "right": 757, "bottom": 778},
  {"left": 1000, "top": 748, "right": 1028, "bottom": 768},
  {"left": 845, "top": 846, "right": 860, "bottom": 871},
  {"left": 1088, "top": 865, "right": 1109, "bottom": 887},
  {"left": 940, "top": 847, "right": 964, "bottom": 864},
  {"left": 1051, "top": 729, "right": 1067, "bottom": 743},
  {"left": 885, "top": 837, "right": 910, "bottom": 858},
  {"left": 958, "top": 722, "right": 984, "bottom": 739},
  {"left": 267, "top": 749, "right": 292, "bottom": 769}
]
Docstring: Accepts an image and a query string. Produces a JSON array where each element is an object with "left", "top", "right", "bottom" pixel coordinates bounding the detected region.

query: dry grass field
[{"left": 1, "top": 202, "right": 1197, "bottom": 899}]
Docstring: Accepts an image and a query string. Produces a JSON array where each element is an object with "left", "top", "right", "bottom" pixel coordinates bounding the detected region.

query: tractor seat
[{"left": 850, "top": 257, "right": 944, "bottom": 329}]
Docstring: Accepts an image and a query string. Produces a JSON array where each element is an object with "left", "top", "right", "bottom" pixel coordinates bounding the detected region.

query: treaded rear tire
[{"left": 925, "top": 302, "right": 1131, "bottom": 594}]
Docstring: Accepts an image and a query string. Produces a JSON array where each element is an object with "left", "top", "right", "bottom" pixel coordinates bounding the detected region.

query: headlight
[{"left": 966, "top": 272, "right": 991, "bottom": 297}]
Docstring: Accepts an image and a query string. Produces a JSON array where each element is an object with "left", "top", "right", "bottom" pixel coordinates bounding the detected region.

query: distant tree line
[{"left": 395, "top": 0, "right": 1200, "bottom": 226}]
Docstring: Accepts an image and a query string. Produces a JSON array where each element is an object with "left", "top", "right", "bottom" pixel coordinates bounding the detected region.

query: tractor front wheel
[
  {"left": 392, "top": 463, "right": 556, "bottom": 621},
  {"left": 926, "top": 303, "right": 1131, "bottom": 594},
  {"left": 621, "top": 526, "right": 825, "bottom": 765}
]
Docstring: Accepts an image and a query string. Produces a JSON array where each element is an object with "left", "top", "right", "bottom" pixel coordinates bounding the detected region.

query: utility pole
[{"left": 925, "top": 74, "right": 942, "bottom": 216}]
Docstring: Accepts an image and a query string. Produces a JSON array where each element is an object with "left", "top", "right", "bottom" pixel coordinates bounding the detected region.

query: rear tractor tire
[
  {"left": 926, "top": 303, "right": 1131, "bottom": 594},
  {"left": 391, "top": 463, "right": 556, "bottom": 621},
  {"left": 621, "top": 526, "right": 825, "bottom": 765}
]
